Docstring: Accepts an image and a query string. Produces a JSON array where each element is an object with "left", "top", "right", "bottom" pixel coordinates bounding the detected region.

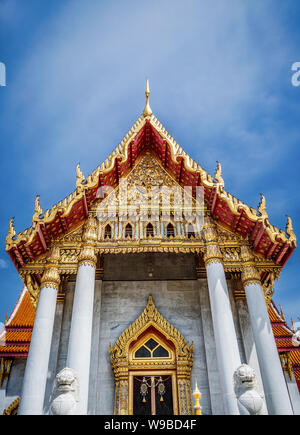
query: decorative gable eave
[{"left": 5, "top": 87, "right": 296, "bottom": 270}]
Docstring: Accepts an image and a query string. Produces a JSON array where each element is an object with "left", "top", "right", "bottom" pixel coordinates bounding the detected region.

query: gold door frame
[{"left": 109, "top": 295, "right": 194, "bottom": 415}]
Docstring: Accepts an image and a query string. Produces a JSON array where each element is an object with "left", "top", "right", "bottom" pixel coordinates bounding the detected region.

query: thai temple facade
[{"left": 1, "top": 83, "right": 300, "bottom": 415}]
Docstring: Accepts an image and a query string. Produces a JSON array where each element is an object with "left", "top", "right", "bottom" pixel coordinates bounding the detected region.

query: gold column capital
[
  {"left": 202, "top": 217, "right": 223, "bottom": 266},
  {"left": 78, "top": 216, "right": 98, "bottom": 268},
  {"left": 40, "top": 244, "right": 61, "bottom": 290},
  {"left": 240, "top": 243, "right": 261, "bottom": 287}
]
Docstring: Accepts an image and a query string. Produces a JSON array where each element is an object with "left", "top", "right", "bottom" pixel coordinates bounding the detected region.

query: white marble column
[
  {"left": 66, "top": 216, "right": 97, "bottom": 415},
  {"left": 241, "top": 245, "right": 293, "bottom": 415},
  {"left": 235, "top": 299, "right": 268, "bottom": 414},
  {"left": 203, "top": 218, "right": 241, "bottom": 415},
  {"left": 205, "top": 262, "right": 242, "bottom": 414},
  {"left": 88, "top": 279, "right": 103, "bottom": 414},
  {"left": 66, "top": 264, "right": 95, "bottom": 414},
  {"left": 19, "top": 246, "right": 60, "bottom": 415},
  {"left": 43, "top": 296, "right": 64, "bottom": 413},
  {"left": 56, "top": 282, "right": 75, "bottom": 372}
]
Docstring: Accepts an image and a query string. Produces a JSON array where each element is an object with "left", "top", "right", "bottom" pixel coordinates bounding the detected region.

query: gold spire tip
[{"left": 143, "top": 78, "right": 152, "bottom": 117}]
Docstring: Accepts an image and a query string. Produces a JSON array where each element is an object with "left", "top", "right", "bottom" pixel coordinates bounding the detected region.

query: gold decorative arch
[{"left": 109, "top": 295, "right": 194, "bottom": 415}]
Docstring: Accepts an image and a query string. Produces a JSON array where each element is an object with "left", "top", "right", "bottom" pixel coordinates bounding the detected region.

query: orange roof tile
[
  {"left": 6, "top": 288, "right": 35, "bottom": 328},
  {"left": 0, "top": 287, "right": 34, "bottom": 358},
  {"left": 269, "top": 301, "right": 300, "bottom": 389}
]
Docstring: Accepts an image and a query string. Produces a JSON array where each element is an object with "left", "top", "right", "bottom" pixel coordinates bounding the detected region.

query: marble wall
[
  {"left": 88, "top": 253, "right": 215, "bottom": 414},
  {"left": 3, "top": 252, "right": 288, "bottom": 415}
]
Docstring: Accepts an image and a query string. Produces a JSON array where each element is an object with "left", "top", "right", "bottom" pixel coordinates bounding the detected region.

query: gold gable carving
[
  {"left": 99, "top": 153, "right": 198, "bottom": 217},
  {"left": 127, "top": 153, "right": 177, "bottom": 189}
]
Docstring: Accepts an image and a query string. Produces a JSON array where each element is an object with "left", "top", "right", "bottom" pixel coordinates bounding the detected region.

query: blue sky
[{"left": 0, "top": 0, "right": 299, "bottom": 327}]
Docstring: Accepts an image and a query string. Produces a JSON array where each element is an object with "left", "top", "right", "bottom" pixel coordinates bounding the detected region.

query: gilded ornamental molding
[
  {"left": 16, "top": 214, "right": 283, "bottom": 279},
  {"left": 110, "top": 295, "right": 194, "bottom": 377}
]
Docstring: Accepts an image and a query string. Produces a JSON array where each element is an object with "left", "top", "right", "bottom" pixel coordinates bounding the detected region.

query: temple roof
[
  {"left": 5, "top": 82, "right": 297, "bottom": 271},
  {"left": 0, "top": 287, "right": 34, "bottom": 357}
]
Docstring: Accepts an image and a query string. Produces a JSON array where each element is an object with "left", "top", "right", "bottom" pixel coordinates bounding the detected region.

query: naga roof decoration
[{"left": 5, "top": 81, "right": 296, "bottom": 271}]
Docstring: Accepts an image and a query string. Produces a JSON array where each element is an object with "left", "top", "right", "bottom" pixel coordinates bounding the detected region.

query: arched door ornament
[{"left": 109, "top": 295, "right": 194, "bottom": 415}]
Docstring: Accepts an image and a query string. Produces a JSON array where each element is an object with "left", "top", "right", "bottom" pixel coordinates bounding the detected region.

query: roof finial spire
[{"left": 143, "top": 78, "right": 152, "bottom": 117}]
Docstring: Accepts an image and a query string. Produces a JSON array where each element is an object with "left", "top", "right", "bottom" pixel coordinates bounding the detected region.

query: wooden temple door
[{"left": 132, "top": 374, "right": 175, "bottom": 415}]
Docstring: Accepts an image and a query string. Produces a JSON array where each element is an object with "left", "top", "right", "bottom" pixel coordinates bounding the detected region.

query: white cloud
[{"left": 0, "top": 259, "right": 8, "bottom": 269}]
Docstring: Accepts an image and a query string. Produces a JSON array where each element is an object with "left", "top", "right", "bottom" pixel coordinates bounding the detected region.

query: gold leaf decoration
[
  {"left": 214, "top": 161, "right": 224, "bottom": 191},
  {"left": 32, "top": 195, "right": 43, "bottom": 226},
  {"left": 285, "top": 216, "right": 297, "bottom": 246},
  {"left": 76, "top": 163, "right": 85, "bottom": 189}
]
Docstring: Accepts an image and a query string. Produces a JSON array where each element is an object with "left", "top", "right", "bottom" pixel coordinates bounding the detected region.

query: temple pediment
[{"left": 5, "top": 83, "right": 296, "bottom": 274}]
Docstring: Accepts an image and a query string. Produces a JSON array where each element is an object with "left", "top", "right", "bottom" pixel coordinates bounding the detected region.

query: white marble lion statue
[
  {"left": 49, "top": 367, "right": 79, "bottom": 415},
  {"left": 233, "top": 364, "right": 264, "bottom": 415}
]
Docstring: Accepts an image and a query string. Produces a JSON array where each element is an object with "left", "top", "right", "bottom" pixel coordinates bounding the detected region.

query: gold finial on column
[
  {"left": 143, "top": 78, "right": 152, "bottom": 117},
  {"left": 193, "top": 382, "right": 202, "bottom": 415}
]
